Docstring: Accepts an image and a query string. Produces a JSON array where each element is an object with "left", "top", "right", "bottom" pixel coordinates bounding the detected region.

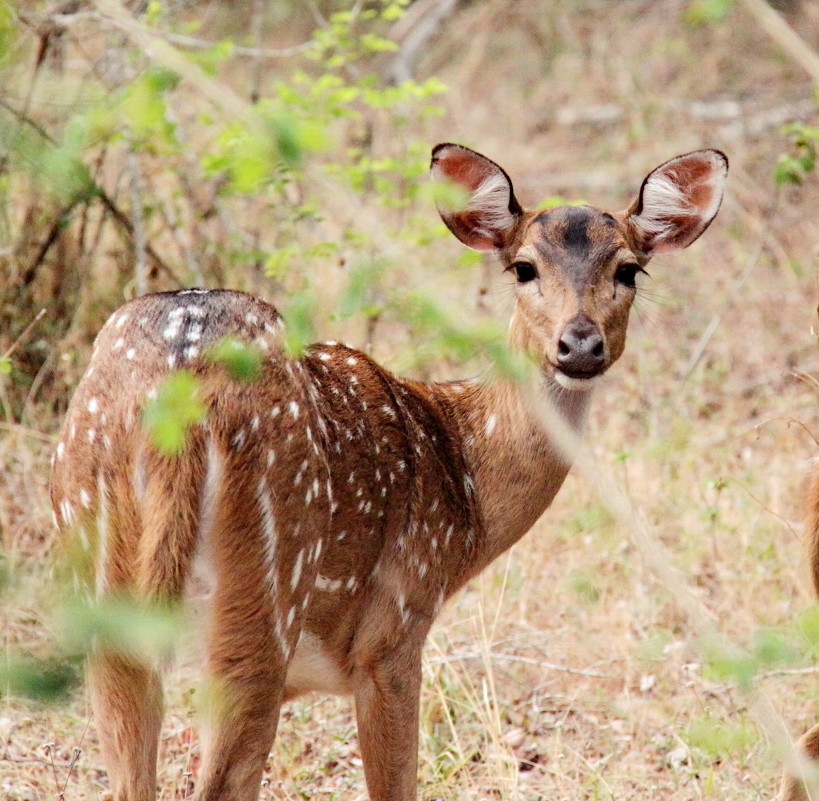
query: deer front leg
[{"left": 354, "top": 646, "right": 423, "bottom": 801}]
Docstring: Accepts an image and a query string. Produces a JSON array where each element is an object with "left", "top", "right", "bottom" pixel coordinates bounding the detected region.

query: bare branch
[
  {"left": 740, "top": 0, "right": 819, "bottom": 84},
  {"left": 126, "top": 144, "right": 148, "bottom": 296}
]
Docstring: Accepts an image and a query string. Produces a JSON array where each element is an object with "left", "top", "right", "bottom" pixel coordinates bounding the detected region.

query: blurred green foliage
[
  {"left": 682, "top": 0, "right": 734, "bottom": 26},
  {"left": 207, "top": 337, "right": 265, "bottom": 383},
  {"left": 142, "top": 369, "right": 207, "bottom": 454},
  {"left": 776, "top": 122, "right": 819, "bottom": 185}
]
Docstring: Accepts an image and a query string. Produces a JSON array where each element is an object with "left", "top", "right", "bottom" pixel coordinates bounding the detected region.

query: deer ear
[
  {"left": 430, "top": 143, "right": 523, "bottom": 251},
  {"left": 626, "top": 149, "right": 728, "bottom": 255}
]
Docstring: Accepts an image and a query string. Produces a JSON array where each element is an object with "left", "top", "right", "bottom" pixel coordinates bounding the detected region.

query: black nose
[{"left": 556, "top": 318, "right": 605, "bottom": 376}]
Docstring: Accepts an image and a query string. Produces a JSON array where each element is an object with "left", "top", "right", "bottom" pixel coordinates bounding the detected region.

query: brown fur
[
  {"left": 50, "top": 145, "right": 727, "bottom": 801},
  {"left": 778, "top": 462, "right": 819, "bottom": 801}
]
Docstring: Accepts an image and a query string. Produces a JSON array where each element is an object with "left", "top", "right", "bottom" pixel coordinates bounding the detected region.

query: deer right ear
[{"left": 430, "top": 143, "right": 523, "bottom": 251}]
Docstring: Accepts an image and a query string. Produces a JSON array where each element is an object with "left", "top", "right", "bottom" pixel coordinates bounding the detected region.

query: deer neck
[{"left": 440, "top": 368, "right": 593, "bottom": 567}]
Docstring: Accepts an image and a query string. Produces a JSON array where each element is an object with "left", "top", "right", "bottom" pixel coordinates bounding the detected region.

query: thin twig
[
  {"left": 427, "top": 650, "right": 615, "bottom": 679},
  {"left": 250, "top": 0, "right": 264, "bottom": 104},
  {"left": 2, "top": 308, "right": 47, "bottom": 361},
  {"left": 760, "top": 666, "right": 819, "bottom": 679},
  {"left": 387, "top": 0, "right": 457, "bottom": 84},
  {"left": 126, "top": 144, "right": 148, "bottom": 297},
  {"left": 164, "top": 31, "right": 314, "bottom": 59}
]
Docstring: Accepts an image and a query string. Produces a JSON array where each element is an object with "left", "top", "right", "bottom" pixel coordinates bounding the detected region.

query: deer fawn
[
  {"left": 779, "top": 461, "right": 819, "bottom": 801},
  {"left": 50, "top": 143, "right": 728, "bottom": 801}
]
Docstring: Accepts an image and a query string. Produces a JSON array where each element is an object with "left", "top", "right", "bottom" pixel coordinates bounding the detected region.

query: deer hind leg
[
  {"left": 780, "top": 723, "right": 819, "bottom": 801},
  {"left": 89, "top": 439, "right": 206, "bottom": 801},
  {"left": 193, "top": 455, "right": 315, "bottom": 801},
  {"left": 88, "top": 651, "right": 163, "bottom": 801}
]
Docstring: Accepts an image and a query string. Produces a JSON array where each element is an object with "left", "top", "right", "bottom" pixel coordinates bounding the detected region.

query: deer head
[{"left": 431, "top": 143, "right": 728, "bottom": 390}]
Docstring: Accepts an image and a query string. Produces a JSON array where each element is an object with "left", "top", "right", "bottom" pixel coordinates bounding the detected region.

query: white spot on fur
[
  {"left": 87, "top": 397, "right": 99, "bottom": 414},
  {"left": 255, "top": 477, "right": 278, "bottom": 593},
  {"left": 291, "top": 549, "right": 305, "bottom": 591},
  {"left": 231, "top": 429, "right": 246, "bottom": 449},
  {"left": 96, "top": 473, "right": 109, "bottom": 597},
  {"left": 315, "top": 574, "right": 342, "bottom": 592},
  {"left": 485, "top": 413, "right": 497, "bottom": 436}
]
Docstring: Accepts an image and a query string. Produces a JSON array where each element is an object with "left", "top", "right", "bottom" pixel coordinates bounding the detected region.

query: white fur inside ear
[
  {"left": 630, "top": 151, "right": 727, "bottom": 252},
  {"left": 630, "top": 172, "right": 695, "bottom": 242},
  {"left": 469, "top": 171, "right": 517, "bottom": 236}
]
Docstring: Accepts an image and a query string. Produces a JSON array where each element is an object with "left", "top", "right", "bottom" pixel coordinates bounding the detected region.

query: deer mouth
[{"left": 551, "top": 364, "right": 606, "bottom": 391}]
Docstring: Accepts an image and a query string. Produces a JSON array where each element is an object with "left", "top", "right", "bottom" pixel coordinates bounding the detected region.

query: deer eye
[
  {"left": 511, "top": 261, "right": 538, "bottom": 283},
  {"left": 614, "top": 262, "right": 641, "bottom": 287}
]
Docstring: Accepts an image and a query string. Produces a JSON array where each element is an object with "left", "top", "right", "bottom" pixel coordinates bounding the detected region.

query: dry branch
[{"left": 741, "top": 0, "right": 819, "bottom": 84}]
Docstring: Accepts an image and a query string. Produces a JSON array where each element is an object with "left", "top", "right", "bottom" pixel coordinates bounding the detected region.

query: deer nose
[{"left": 556, "top": 318, "right": 605, "bottom": 375}]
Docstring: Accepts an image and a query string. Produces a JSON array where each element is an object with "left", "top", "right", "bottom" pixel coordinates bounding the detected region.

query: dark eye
[
  {"left": 614, "top": 262, "right": 641, "bottom": 287},
  {"left": 511, "top": 261, "right": 538, "bottom": 283}
]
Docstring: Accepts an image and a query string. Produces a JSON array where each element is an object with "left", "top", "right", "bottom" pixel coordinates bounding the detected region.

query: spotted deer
[{"left": 50, "top": 143, "right": 728, "bottom": 801}]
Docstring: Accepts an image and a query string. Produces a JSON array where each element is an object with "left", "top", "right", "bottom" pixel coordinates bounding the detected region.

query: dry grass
[{"left": 3, "top": 1, "right": 819, "bottom": 799}]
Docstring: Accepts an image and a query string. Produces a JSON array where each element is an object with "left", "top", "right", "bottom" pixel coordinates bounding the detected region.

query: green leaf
[
  {"left": 0, "top": 656, "right": 81, "bottom": 702},
  {"left": 683, "top": 0, "right": 734, "bottom": 25},
  {"left": 0, "top": 356, "right": 10, "bottom": 374},
  {"left": 280, "top": 291, "right": 317, "bottom": 358},
  {"left": 207, "top": 338, "right": 265, "bottom": 383},
  {"left": 142, "top": 370, "right": 207, "bottom": 454},
  {"left": 61, "top": 596, "right": 182, "bottom": 663},
  {"left": 120, "top": 71, "right": 177, "bottom": 146}
]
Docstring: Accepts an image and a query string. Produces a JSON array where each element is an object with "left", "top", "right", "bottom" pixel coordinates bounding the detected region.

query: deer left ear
[
  {"left": 430, "top": 143, "right": 523, "bottom": 251},
  {"left": 626, "top": 149, "right": 728, "bottom": 255}
]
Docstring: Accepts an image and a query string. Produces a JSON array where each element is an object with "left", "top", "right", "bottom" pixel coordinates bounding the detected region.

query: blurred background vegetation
[{"left": 2, "top": 0, "right": 819, "bottom": 799}]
